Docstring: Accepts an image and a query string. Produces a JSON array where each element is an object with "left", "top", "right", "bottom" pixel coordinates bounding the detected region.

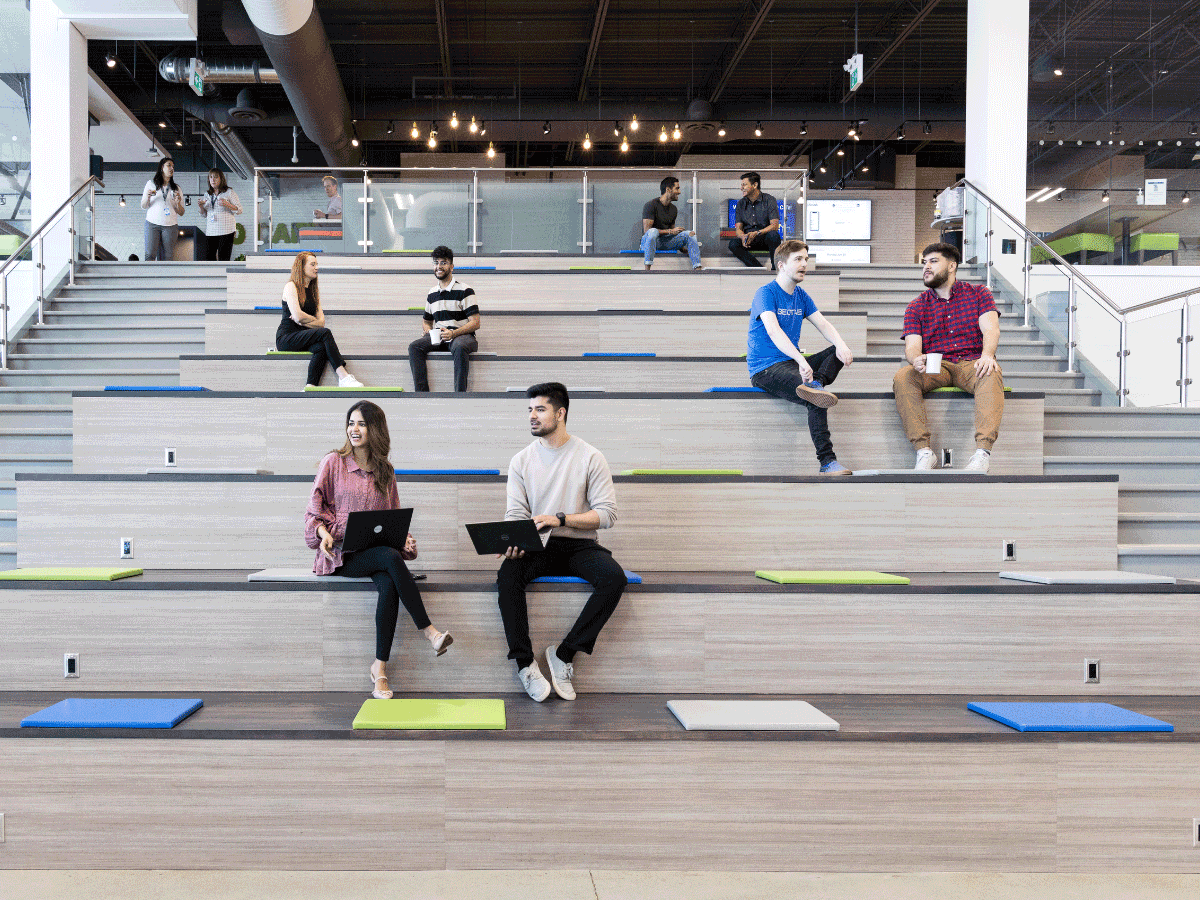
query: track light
[
  {"left": 1111, "top": 122, "right": 1121, "bottom": 136},
  {"left": 1037, "top": 186, "right": 1066, "bottom": 202},
  {"left": 659, "top": 126, "right": 668, "bottom": 143},
  {"left": 119, "top": 195, "right": 126, "bottom": 207},
  {"left": 836, "top": 148, "right": 844, "bottom": 157},
  {"left": 350, "top": 130, "right": 359, "bottom": 148},
  {"left": 1046, "top": 121, "right": 1055, "bottom": 134},
  {"left": 411, "top": 122, "right": 419, "bottom": 139},
  {"left": 717, "top": 123, "right": 726, "bottom": 137},
  {"left": 468, "top": 116, "right": 478, "bottom": 134},
  {"left": 582, "top": 132, "right": 592, "bottom": 150},
  {"left": 1053, "top": 65, "right": 1064, "bottom": 77},
  {"left": 450, "top": 111, "right": 459, "bottom": 129},
  {"left": 861, "top": 165, "right": 868, "bottom": 173},
  {"left": 923, "top": 121, "right": 932, "bottom": 134},
  {"left": 487, "top": 142, "right": 496, "bottom": 159},
  {"left": 158, "top": 121, "right": 167, "bottom": 129},
  {"left": 629, "top": 114, "right": 639, "bottom": 132},
  {"left": 672, "top": 123, "right": 681, "bottom": 140},
  {"left": 613, "top": 121, "right": 620, "bottom": 136},
  {"left": 818, "top": 166, "right": 826, "bottom": 173},
  {"left": 174, "top": 139, "right": 183, "bottom": 147},
  {"left": 1184, "top": 191, "right": 1191, "bottom": 204},
  {"left": 1192, "top": 124, "right": 1198, "bottom": 136},
  {"left": 105, "top": 52, "right": 117, "bottom": 68},
  {"left": 1101, "top": 190, "right": 1110, "bottom": 202},
  {"left": 386, "top": 120, "right": 394, "bottom": 135},
  {"left": 620, "top": 134, "right": 629, "bottom": 152},
  {"left": 754, "top": 121, "right": 763, "bottom": 137},
  {"left": 542, "top": 121, "right": 551, "bottom": 135},
  {"left": 800, "top": 121, "right": 807, "bottom": 135},
  {"left": 897, "top": 124, "right": 905, "bottom": 139},
  {"left": 847, "top": 122, "right": 856, "bottom": 137}
]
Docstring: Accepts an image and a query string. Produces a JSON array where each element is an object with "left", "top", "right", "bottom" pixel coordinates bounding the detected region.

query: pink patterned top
[{"left": 305, "top": 452, "right": 400, "bottom": 575}]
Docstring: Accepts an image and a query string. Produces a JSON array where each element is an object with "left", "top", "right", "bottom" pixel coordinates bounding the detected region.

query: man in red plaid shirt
[{"left": 893, "top": 242, "right": 1004, "bottom": 473}]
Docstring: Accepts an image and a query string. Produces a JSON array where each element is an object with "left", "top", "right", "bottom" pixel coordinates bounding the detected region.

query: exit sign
[
  {"left": 846, "top": 54, "right": 864, "bottom": 92},
  {"left": 189, "top": 59, "right": 206, "bottom": 97}
]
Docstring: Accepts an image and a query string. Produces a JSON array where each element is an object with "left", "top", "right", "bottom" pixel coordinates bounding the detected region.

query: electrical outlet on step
[
  {"left": 1085, "top": 658, "right": 1100, "bottom": 683},
  {"left": 164, "top": 447, "right": 177, "bottom": 467},
  {"left": 940, "top": 448, "right": 953, "bottom": 468},
  {"left": 120, "top": 538, "right": 133, "bottom": 559},
  {"left": 64, "top": 653, "right": 78, "bottom": 678}
]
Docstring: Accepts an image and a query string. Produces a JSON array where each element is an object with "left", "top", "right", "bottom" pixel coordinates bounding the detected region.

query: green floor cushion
[{"left": 754, "top": 570, "right": 911, "bottom": 585}]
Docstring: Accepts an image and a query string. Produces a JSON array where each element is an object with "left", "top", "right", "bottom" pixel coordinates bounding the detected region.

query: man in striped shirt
[
  {"left": 408, "top": 245, "right": 481, "bottom": 392},
  {"left": 893, "top": 242, "right": 1004, "bottom": 473}
]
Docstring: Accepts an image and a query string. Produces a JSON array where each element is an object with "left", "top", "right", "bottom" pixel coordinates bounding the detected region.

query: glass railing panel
[
  {"left": 960, "top": 186, "right": 987, "bottom": 267},
  {"left": 476, "top": 170, "right": 583, "bottom": 255},
  {"left": 1189, "top": 296, "right": 1200, "bottom": 408},
  {"left": 1073, "top": 284, "right": 1122, "bottom": 402},
  {"left": 2, "top": 241, "right": 35, "bottom": 343},
  {"left": 1026, "top": 263, "right": 1072, "bottom": 352},
  {"left": 589, "top": 171, "right": 676, "bottom": 258},
  {"left": 366, "top": 171, "right": 471, "bottom": 257},
  {"left": 255, "top": 169, "right": 362, "bottom": 255},
  {"left": 1125, "top": 302, "right": 1188, "bottom": 407},
  {"left": 40, "top": 215, "right": 72, "bottom": 292},
  {"left": 696, "top": 170, "right": 799, "bottom": 268},
  {"left": 70, "top": 191, "right": 94, "bottom": 262}
]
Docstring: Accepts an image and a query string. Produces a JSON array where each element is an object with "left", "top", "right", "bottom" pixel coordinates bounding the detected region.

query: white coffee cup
[
  {"left": 429, "top": 327, "right": 443, "bottom": 346},
  {"left": 925, "top": 352, "right": 943, "bottom": 375}
]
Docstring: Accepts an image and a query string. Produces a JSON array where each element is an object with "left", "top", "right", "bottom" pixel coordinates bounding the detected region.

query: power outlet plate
[
  {"left": 164, "top": 447, "right": 177, "bottom": 467},
  {"left": 1085, "top": 658, "right": 1100, "bottom": 683},
  {"left": 1002, "top": 540, "right": 1017, "bottom": 561},
  {"left": 120, "top": 538, "right": 133, "bottom": 559},
  {"left": 64, "top": 653, "right": 78, "bottom": 678},
  {"left": 941, "top": 448, "right": 953, "bottom": 468}
]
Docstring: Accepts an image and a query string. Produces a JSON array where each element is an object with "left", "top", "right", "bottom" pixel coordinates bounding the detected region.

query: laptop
[
  {"left": 464, "top": 519, "right": 548, "bottom": 555},
  {"left": 341, "top": 508, "right": 414, "bottom": 554}
]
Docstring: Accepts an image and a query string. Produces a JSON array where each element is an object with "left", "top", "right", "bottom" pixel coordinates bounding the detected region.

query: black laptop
[
  {"left": 342, "top": 508, "right": 414, "bottom": 554},
  {"left": 464, "top": 519, "right": 548, "bottom": 555}
]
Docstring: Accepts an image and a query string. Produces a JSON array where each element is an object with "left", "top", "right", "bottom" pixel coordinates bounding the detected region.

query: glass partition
[
  {"left": 590, "top": 171, "right": 671, "bottom": 257},
  {"left": 71, "top": 190, "right": 94, "bottom": 262},
  {"left": 1073, "top": 283, "right": 1122, "bottom": 401},
  {"left": 1188, "top": 296, "right": 1199, "bottom": 408},
  {"left": 367, "top": 171, "right": 471, "bottom": 256},
  {"left": 477, "top": 170, "right": 581, "bottom": 255},
  {"left": 1125, "top": 303, "right": 1187, "bottom": 407}
]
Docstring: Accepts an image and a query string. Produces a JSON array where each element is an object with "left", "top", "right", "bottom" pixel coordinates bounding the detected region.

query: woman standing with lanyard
[
  {"left": 140, "top": 157, "right": 185, "bottom": 261},
  {"left": 197, "top": 168, "right": 241, "bottom": 261},
  {"left": 306, "top": 401, "right": 453, "bottom": 699}
]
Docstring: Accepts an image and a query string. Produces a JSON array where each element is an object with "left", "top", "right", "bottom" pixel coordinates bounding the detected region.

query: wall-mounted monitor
[{"left": 806, "top": 200, "right": 872, "bottom": 241}]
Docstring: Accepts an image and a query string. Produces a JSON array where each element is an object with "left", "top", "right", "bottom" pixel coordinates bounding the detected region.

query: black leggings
[
  {"left": 275, "top": 326, "right": 347, "bottom": 386},
  {"left": 204, "top": 232, "right": 235, "bottom": 261},
  {"left": 336, "top": 545, "right": 431, "bottom": 661}
]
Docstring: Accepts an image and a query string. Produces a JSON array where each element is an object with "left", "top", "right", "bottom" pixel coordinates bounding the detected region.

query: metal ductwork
[
  {"left": 159, "top": 55, "right": 281, "bottom": 89},
  {"left": 239, "top": 0, "right": 358, "bottom": 167},
  {"left": 207, "top": 122, "right": 259, "bottom": 180},
  {"left": 181, "top": 96, "right": 297, "bottom": 129}
]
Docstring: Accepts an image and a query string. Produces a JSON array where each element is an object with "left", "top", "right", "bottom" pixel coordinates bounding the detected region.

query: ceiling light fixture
[
  {"left": 449, "top": 111, "right": 459, "bottom": 129},
  {"left": 800, "top": 121, "right": 807, "bottom": 135},
  {"left": 542, "top": 121, "right": 551, "bottom": 135},
  {"left": 754, "top": 121, "right": 763, "bottom": 137},
  {"left": 468, "top": 116, "right": 478, "bottom": 134},
  {"left": 819, "top": 165, "right": 827, "bottom": 173},
  {"left": 629, "top": 114, "right": 639, "bottom": 132},
  {"left": 411, "top": 122, "right": 420, "bottom": 139},
  {"left": 386, "top": 120, "right": 394, "bottom": 135},
  {"left": 105, "top": 52, "right": 117, "bottom": 69},
  {"left": 174, "top": 139, "right": 183, "bottom": 147},
  {"left": 613, "top": 121, "right": 620, "bottom": 136},
  {"left": 480, "top": 121, "right": 487, "bottom": 136},
  {"left": 897, "top": 123, "right": 905, "bottom": 139},
  {"left": 620, "top": 134, "right": 629, "bottom": 152},
  {"left": 1037, "top": 186, "right": 1066, "bottom": 202},
  {"left": 659, "top": 126, "right": 668, "bottom": 143},
  {"left": 1184, "top": 191, "right": 1191, "bottom": 203},
  {"left": 717, "top": 123, "right": 726, "bottom": 136},
  {"left": 836, "top": 148, "right": 844, "bottom": 156},
  {"left": 1046, "top": 121, "right": 1056, "bottom": 134},
  {"left": 119, "top": 195, "right": 126, "bottom": 206},
  {"left": 1053, "top": 64, "right": 1064, "bottom": 76},
  {"left": 672, "top": 123, "right": 681, "bottom": 140},
  {"left": 847, "top": 122, "right": 856, "bottom": 137},
  {"left": 1026, "top": 187, "right": 1051, "bottom": 202},
  {"left": 582, "top": 132, "right": 592, "bottom": 150},
  {"left": 486, "top": 142, "right": 495, "bottom": 158},
  {"left": 923, "top": 121, "right": 932, "bottom": 134},
  {"left": 1101, "top": 189, "right": 1110, "bottom": 202}
]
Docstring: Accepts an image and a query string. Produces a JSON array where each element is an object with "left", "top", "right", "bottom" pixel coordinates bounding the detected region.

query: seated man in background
[
  {"left": 408, "top": 245, "right": 480, "bottom": 392},
  {"left": 893, "top": 242, "right": 1004, "bottom": 473},
  {"left": 728, "top": 171, "right": 781, "bottom": 269},
  {"left": 313, "top": 175, "right": 342, "bottom": 220},
  {"left": 748, "top": 239, "right": 855, "bottom": 476},
  {"left": 640, "top": 176, "right": 702, "bottom": 271}
]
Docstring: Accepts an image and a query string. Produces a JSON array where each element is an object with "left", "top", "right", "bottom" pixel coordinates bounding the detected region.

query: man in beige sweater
[{"left": 497, "top": 382, "right": 627, "bottom": 702}]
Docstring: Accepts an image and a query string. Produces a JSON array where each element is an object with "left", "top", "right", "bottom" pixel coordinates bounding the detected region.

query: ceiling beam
[
  {"left": 705, "top": 0, "right": 776, "bottom": 104},
  {"left": 433, "top": 0, "right": 453, "bottom": 96},
  {"left": 576, "top": 0, "right": 611, "bottom": 102},
  {"left": 839, "top": 0, "right": 943, "bottom": 105}
]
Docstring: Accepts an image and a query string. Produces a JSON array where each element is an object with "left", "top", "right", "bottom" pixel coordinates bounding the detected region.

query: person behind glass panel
[
  {"left": 314, "top": 175, "right": 342, "bottom": 220},
  {"left": 305, "top": 401, "right": 453, "bottom": 700},
  {"left": 640, "top": 176, "right": 702, "bottom": 271},
  {"left": 728, "top": 171, "right": 782, "bottom": 270},
  {"left": 197, "top": 168, "right": 241, "bottom": 261},
  {"left": 141, "top": 157, "right": 185, "bottom": 261}
]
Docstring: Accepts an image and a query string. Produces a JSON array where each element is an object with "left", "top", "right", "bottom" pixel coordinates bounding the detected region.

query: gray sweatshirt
[{"left": 505, "top": 435, "right": 618, "bottom": 540}]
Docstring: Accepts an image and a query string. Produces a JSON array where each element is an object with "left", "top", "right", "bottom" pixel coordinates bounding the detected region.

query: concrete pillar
[{"left": 965, "top": 0, "right": 1029, "bottom": 287}]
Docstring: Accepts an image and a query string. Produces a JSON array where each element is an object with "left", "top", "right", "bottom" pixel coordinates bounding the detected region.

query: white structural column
[{"left": 965, "top": 0, "right": 1029, "bottom": 287}]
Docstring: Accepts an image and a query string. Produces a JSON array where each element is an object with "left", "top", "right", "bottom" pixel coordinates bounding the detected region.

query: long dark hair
[
  {"left": 205, "top": 167, "right": 229, "bottom": 197},
  {"left": 152, "top": 157, "right": 178, "bottom": 192},
  {"left": 335, "top": 401, "right": 395, "bottom": 497}
]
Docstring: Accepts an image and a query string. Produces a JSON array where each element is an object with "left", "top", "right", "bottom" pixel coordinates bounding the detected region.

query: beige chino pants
[{"left": 892, "top": 358, "right": 1005, "bottom": 451}]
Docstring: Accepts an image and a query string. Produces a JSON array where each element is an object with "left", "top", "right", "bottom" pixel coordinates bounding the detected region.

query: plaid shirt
[
  {"left": 200, "top": 189, "right": 242, "bottom": 237},
  {"left": 901, "top": 280, "right": 998, "bottom": 362}
]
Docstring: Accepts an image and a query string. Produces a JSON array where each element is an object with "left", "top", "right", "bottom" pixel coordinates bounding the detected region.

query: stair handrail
[{"left": 0, "top": 176, "right": 101, "bottom": 369}]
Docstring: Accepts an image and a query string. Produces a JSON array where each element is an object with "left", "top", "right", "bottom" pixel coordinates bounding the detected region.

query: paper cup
[{"left": 925, "top": 352, "right": 943, "bottom": 375}]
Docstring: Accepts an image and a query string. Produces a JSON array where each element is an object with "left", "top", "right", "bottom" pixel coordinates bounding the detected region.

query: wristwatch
[{"left": 556, "top": 512, "right": 566, "bottom": 527}]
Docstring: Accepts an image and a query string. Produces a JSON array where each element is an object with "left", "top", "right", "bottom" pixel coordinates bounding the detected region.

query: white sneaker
[
  {"left": 517, "top": 659, "right": 552, "bottom": 702},
  {"left": 545, "top": 644, "right": 576, "bottom": 701},
  {"left": 965, "top": 449, "right": 991, "bottom": 473},
  {"left": 338, "top": 373, "right": 364, "bottom": 388},
  {"left": 914, "top": 448, "right": 937, "bottom": 470}
]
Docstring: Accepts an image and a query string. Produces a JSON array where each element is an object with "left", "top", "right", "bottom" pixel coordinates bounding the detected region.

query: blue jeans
[
  {"left": 750, "top": 345, "right": 844, "bottom": 466},
  {"left": 640, "top": 228, "right": 701, "bottom": 267}
]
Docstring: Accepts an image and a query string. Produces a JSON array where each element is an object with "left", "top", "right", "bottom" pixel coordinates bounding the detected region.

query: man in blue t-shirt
[{"left": 747, "top": 239, "right": 856, "bottom": 475}]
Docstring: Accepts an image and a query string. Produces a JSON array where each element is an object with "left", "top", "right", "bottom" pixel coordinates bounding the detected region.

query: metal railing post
[
  {"left": 36, "top": 236, "right": 44, "bottom": 326},
  {"left": 1066, "top": 277, "right": 1077, "bottom": 374},
  {"left": 1180, "top": 303, "right": 1193, "bottom": 408},
  {"left": 1118, "top": 318, "right": 1128, "bottom": 408},
  {"left": 1022, "top": 236, "right": 1031, "bottom": 328},
  {"left": 89, "top": 182, "right": 96, "bottom": 261},
  {"left": 985, "top": 204, "right": 993, "bottom": 290},
  {"left": 253, "top": 171, "right": 260, "bottom": 252},
  {"left": 1, "top": 273, "right": 7, "bottom": 369},
  {"left": 471, "top": 169, "right": 480, "bottom": 254},
  {"left": 268, "top": 194, "right": 274, "bottom": 250},
  {"left": 68, "top": 203, "right": 76, "bottom": 287},
  {"left": 359, "top": 170, "right": 371, "bottom": 254}
]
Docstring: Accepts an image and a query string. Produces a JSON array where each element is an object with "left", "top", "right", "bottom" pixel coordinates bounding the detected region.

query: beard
[{"left": 923, "top": 270, "right": 948, "bottom": 290}]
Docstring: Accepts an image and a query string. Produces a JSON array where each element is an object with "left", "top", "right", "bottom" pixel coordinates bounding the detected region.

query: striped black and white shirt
[{"left": 423, "top": 278, "right": 479, "bottom": 330}]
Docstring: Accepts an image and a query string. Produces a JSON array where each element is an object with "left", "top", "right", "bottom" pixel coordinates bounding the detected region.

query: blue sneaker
[
  {"left": 796, "top": 380, "right": 838, "bottom": 408},
  {"left": 819, "top": 460, "right": 853, "bottom": 476}
]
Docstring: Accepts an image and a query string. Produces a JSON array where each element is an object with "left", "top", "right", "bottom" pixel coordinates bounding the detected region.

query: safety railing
[
  {"left": 251, "top": 166, "right": 807, "bottom": 259},
  {"left": 956, "top": 178, "right": 1198, "bottom": 407},
  {"left": 0, "top": 176, "right": 98, "bottom": 369}
]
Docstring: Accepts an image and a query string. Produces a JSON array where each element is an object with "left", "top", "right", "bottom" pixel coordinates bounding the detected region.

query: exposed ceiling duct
[
  {"left": 159, "top": 55, "right": 281, "bottom": 91},
  {"left": 206, "top": 122, "right": 259, "bottom": 180},
  {"left": 239, "top": 0, "right": 358, "bottom": 167}
]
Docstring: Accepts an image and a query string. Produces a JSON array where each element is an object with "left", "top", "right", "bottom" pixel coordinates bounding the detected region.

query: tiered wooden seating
[{"left": 70, "top": 391, "right": 1047, "bottom": 476}]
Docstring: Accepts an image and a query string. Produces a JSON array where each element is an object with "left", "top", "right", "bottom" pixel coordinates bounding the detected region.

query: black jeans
[
  {"left": 750, "top": 345, "right": 844, "bottom": 466},
  {"left": 204, "top": 232, "right": 235, "bottom": 261},
  {"left": 727, "top": 230, "right": 782, "bottom": 268},
  {"left": 275, "top": 325, "right": 347, "bottom": 386},
  {"left": 496, "top": 537, "right": 627, "bottom": 667},
  {"left": 408, "top": 332, "right": 478, "bottom": 392},
  {"left": 336, "top": 545, "right": 431, "bottom": 662}
]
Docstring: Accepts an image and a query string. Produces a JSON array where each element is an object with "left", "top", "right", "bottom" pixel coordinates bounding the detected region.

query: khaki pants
[{"left": 892, "top": 358, "right": 1004, "bottom": 451}]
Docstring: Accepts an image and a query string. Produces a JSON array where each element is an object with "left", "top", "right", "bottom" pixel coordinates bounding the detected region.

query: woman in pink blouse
[{"left": 305, "top": 401, "right": 453, "bottom": 699}]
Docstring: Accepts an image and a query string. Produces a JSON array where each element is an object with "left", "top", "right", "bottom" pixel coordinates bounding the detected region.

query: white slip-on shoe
[
  {"left": 913, "top": 448, "right": 937, "bottom": 470},
  {"left": 518, "top": 659, "right": 552, "bottom": 702},
  {"left": 964, "top": 449, "right": 991, "bottom": 473},
  {"left": 545, "top": 644, "right": 577, "bottom": 701}
]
